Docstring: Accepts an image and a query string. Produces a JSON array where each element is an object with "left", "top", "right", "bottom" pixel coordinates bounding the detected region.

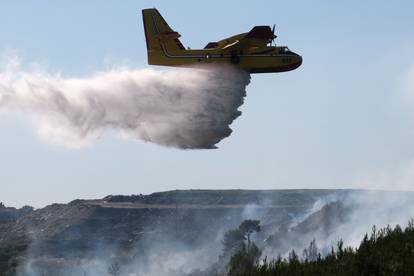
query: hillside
[{"left": 0, "top": 189, "right": 413, "bottom": 275}]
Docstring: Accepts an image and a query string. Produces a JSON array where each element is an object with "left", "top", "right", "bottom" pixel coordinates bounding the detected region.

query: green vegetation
[
  {"left": 229, "top": 220, "right": 414, "bottom": 276},
  {"left": 220, "top": 220, "right": 262, "bottom": 276}
]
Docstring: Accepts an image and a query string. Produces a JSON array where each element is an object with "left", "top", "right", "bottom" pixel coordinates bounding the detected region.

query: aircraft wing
[{"left": 219, "top": 26, "right": 276, "bottom": 51}]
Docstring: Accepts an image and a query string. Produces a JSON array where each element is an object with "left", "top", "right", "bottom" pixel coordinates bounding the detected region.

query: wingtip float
[{"left": 142, "top": 8, "right": 302, "bottom": 74}]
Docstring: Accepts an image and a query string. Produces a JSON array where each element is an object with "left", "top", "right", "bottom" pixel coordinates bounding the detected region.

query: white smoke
[
  {"left": 261, "top": 191, "right": 414, "bottom": 260},
  {"left": 0, "top": 61, "right": 250, "bottom": 149},
  {"left": 287, "top": 193, "right": 341, "bottom": 229},
  {"left": 11, "top": 191, "right": 414, "bottom": 275}
]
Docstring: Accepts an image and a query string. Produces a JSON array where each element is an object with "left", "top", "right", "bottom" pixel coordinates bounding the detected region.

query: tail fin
[{"left": 142, "top": 8, "right": 185, "bottom": 64}]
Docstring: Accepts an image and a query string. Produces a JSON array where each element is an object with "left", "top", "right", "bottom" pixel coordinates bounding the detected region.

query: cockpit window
[
  {"left": 279, "top": 47, "right": 289, "bottom": 54},
  {"left": 279, "top": 47, "right": 297, "bottom": 56}
]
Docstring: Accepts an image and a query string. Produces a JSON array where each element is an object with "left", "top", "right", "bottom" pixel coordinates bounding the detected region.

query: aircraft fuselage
[{"left": 142, "top": 9, "right": 302, "bottom": 74}]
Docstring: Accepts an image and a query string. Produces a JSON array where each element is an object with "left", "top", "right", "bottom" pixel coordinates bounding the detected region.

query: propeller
[{"left": 271, "top": 24, "right": 277, "bottom": 46}]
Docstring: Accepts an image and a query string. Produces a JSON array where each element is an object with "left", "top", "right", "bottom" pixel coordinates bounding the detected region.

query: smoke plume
[
  {"left": 260, "top": 191, "right": 414, "bottom": 260},
  {"left": 10, "top": 190, "right": 414, "bottom": 275},
  {"left": 0, "top": 63, "right": 250, "bottom": 149}
]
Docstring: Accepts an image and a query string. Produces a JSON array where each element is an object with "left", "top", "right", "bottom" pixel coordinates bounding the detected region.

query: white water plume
[{"left": 0, "top": 62, "right": 250, "bottom": 149}]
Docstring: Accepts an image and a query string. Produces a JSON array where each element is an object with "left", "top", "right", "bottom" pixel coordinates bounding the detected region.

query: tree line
[{"left": 225, "top": 219, "right": 414, "bottom": 276}]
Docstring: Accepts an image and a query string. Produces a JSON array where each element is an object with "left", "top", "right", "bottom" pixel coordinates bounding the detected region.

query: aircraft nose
[
  {"left": 291, "top": 55, "right": 302, "bottom": 70},
  {"left": 287, "top": 50, "right": 302, "bottom": 69},
  {"left": 296, "top": 55, "right": 303, "bottom": 67}
]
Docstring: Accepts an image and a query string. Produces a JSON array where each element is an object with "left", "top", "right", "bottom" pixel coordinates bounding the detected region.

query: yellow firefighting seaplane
[{"left": 142, "top": 8, "right": 302, "bottom": 73}]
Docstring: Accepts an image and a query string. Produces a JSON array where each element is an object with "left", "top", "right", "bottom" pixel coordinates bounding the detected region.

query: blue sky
[{"left": 1, "top": 1, "right": 414, "bottom": 207}]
